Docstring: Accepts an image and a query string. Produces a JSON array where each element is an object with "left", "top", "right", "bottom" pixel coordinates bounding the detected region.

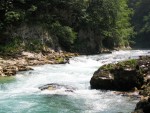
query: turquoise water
[{"left": 0, "top": 50, "right": 150, "bottom": 113}]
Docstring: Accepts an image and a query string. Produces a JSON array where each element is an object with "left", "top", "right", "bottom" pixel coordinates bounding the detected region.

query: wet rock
[
  {"left": 90, "top": 55, "right": 150, "bottom": 113},
  {"left": 18, "top": 65, "right": 33, "bottom": 71},
  {"left": 90, "top": 56, "right": 150, "bottom": 91},
  {"left": 133, "top": 97, "right": 150, "bottom": 113},
  {"left": 102, "top": 51, "right": 112, "bottom": 54},
  {"left": 39, "top": 83, "right": 75, "bottom": 92},
  {"left": 90, "top": 69, "right": 115, "bottom": 89},
  {"left": 3, "top": 70, "right": 16, "bottom": 76},
  {"left": 2, "top": 66, "right": 17, "bottom": 76},
  {"left": 0, "top": 51, "right": 77, "bottom": 76},
  {"left": 114, "top": 90, "right": 141, "bottom": 99},
  {"left": 90, "top": 67, "right": 144, "bottom": 91},
  {"left": 114, "top": 69, "right": 144, "bottom": 90},
  {"left": 139, "top": 84, "right": 150, "bottom": 97}
]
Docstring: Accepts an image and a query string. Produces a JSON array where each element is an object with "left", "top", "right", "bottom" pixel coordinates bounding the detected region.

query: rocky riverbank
[
  {"left": 90, "top": 56, "right": 150, "bottom": 113},
  {"left": 0, "top": 50, "right": 77, "bottom": 77}
]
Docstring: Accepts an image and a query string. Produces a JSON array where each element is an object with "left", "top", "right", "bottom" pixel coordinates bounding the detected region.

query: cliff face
[
  {"left": 76, "top": 28, "right": 102, "bottom": 54},
  {"left": 5, "top": 24, "right": 60, "bottom": 52},
  {"left": 3, "top": 23, "right": 106, "bottom": 54}
]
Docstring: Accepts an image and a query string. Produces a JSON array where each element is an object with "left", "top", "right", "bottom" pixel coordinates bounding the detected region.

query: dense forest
[
  {"left": 130, "top": 0, "right": 150, "bottom": 48},
  {"left": 0, "top": 0, "right": 149, "bottom": 54}
]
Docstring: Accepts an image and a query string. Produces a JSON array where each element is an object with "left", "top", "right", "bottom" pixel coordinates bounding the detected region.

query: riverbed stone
[
  {"left": 0, "top": 51, "right": 78, "bottom": 76},
  {"left": 133, "top": 97, "right": 150, "bottom": 113},
  {"left": 39, "top": 83, "right": 75, "bottom": 92}
]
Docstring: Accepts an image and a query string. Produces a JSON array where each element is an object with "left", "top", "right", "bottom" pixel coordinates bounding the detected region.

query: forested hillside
[
  {"left": 0, "top": 0, "right": 149, "bottom": 54},
  {"left": 130, "top": 0, "right": 150, "bottom": 48}
]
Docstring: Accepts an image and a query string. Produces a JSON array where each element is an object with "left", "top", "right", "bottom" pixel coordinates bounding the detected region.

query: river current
[{"left": 0, "top": 50, "right": 150, "bottom": 113}]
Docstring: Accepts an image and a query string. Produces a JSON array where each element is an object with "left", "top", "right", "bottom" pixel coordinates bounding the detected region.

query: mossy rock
[
  {"left": 100, "top": 59, "right": 138, "bottom": 71},
  {"left": 90, "top": 58, "right": 145, "bottom": 91},
  {"left": 55, "top": 57, "right": 64, "bottom": 63}
]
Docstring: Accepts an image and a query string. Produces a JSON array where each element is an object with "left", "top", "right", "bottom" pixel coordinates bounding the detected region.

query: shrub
[
  {"left": 5, "top": 11, "right": 22, "bottom": 23},
  {"left": 51, "top": 22, "right": 77, "bottom": 51}
]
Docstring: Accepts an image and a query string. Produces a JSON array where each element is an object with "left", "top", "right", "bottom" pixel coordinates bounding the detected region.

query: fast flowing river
[{"left": 0, "top": 50, "right": 150, "bottom": 113}]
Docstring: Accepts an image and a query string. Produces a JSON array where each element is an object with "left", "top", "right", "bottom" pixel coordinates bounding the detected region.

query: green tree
[
  {"left": 76, "top": 0, "right": 133, "bottom": 53},
  {"left": 113, "top": 0, "right": 133, "bottom": 47},
  {"left": 0, "top": 0, "right": 135, "bottom": 53},
  {"left": 131, "top": 0, "right": 150, "bottom": 48},
  {"left": 51, "top": 21, "right": 77, "bottom": 51}
]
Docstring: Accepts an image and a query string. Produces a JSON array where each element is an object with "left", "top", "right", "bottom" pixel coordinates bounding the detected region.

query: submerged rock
[{"left": 39, "top": 83, "right": 75, "bottom": 92}]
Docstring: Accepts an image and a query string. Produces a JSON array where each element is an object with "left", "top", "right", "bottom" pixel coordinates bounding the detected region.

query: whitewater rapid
[{"left": 0, "top": 50, "right": 150, "bottom": 113}]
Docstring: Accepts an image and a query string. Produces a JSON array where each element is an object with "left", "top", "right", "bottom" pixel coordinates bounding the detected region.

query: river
[{"left": 0, "top": 50, "right": 150, "bottom": 113}]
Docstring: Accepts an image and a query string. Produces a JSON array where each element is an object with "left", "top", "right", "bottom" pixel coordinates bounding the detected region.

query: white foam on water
[{"left": 0, "top": 50, "right": 149, "bottom": 113}]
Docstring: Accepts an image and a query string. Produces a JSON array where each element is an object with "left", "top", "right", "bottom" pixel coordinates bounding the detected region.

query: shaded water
[{"left": 0, "top": 50, "right": 150, "bottom": 113}]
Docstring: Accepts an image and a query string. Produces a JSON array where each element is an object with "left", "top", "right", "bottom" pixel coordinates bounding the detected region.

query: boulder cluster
[
  {"left": 0, "top": 50, "right": 77, "bottom": 76},
  {"left": 90, "top": 56, "right": 150, "bottom": 113}
]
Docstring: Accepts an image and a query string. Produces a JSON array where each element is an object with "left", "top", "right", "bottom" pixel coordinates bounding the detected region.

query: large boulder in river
[
  {"left": 90, "top": 59, "right": 145, "bottom": 91},
  {"left": 90, "top": 69, "right": 115, "bottom": 90},
  {"left": 90, "top": 56, "right": 150, "bottom": 113}
]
